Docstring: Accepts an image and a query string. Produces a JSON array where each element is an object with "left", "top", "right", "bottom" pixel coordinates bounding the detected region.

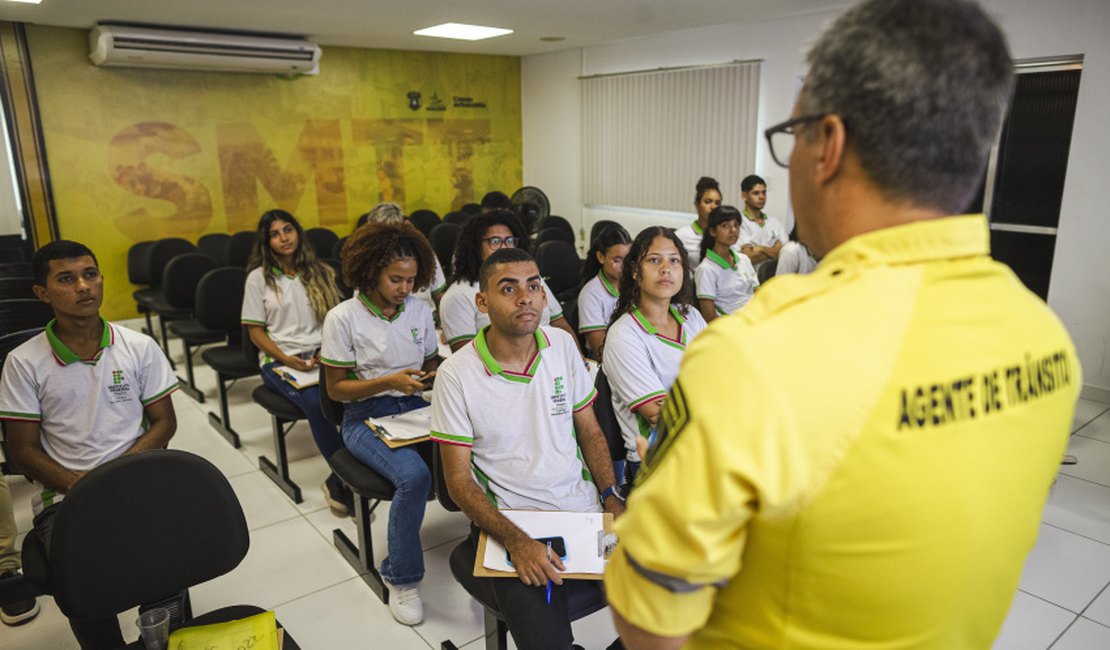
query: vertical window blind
[{"left": 581, "top": 61, "right": 760, "bottom": 213}]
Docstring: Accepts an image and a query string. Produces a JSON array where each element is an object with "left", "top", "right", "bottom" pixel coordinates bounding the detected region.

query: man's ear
[
  {"left": 814, "top": 114, "right": 848, "bottom": 185},
  {"left": 475, "top": 290, "right": 489, "bottom": 315},
  {"left": 32, "top": 284, "right": 49, "bottom": 303}
]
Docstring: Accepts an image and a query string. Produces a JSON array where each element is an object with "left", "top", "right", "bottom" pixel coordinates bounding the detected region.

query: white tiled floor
[{"left": 2, "top": 320, "right": 1108, "bottom": 649}]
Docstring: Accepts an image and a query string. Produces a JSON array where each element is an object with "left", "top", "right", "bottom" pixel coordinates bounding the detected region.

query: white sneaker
[{"left": 386, "top": 582, "right": 424, "bottom": 625}]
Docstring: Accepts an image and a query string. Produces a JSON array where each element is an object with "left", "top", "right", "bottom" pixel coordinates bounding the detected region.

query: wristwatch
[{"left": 600, "top": 484, "right": 625, "bottom": 503}]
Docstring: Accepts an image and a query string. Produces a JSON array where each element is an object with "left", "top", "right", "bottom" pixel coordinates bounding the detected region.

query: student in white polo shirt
[
  {"left": 695, "top": 205, "right": 760, "bottom": 322},
  {"left": 439, "top": 209, "right": 578, "bottom": 352},
  {"left": 432, "top": 247, "right": 624, "bottom": 650},
  {"left": 604, "top": 227, "right": 707, "bottom": 485},
  {"left": 241, "top": 210, "right": 347, "bottom": 513},
  {"left": 674, "top": 177, "right": 723, "bottom": 263},
  {"left": 738, "top": 174, "right": 789, "bottom": 270},
  {"left": 321, "top": 221, "right": 438, "bottom": 626},
  {"left": 575, "top": 224, "right": 631, "bottom": 359},
  {"left": 0, "top": 240, "right": 178, "bottom": 648}
]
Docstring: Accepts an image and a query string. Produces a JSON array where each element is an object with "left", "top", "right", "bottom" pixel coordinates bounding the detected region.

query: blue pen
[{"left": 545, "top": 541, "right": 553, "bottom": 604}]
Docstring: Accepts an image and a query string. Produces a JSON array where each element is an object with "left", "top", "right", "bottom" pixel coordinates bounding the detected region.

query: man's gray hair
[
  {"left": 366, "top": 202, "right": 404, "bottom": 225},
  {"left": 802, "top": 0, "right": 1014, "bottom": 213}
]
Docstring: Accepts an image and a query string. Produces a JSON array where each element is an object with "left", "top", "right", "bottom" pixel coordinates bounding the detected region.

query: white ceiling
[{"left": 0, "top": 0, "right": 847, "bottom": 56}]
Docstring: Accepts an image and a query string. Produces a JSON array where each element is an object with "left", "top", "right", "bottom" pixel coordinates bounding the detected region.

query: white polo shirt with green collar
[
  {"left": 603, "top": 305, "right": 707, "bottom": 462},
  {"left": 439, "top": 278, "right": 564, "bottom": 347},
  {"left": 320, "top": 292, "right": 437, "bottom": 400},
  {"left": 577, "top": 271, "right": 620, "bottom": 334},
  {"left": 0, "top": 319, "right": 178, "bottom": 475},
  {"left": 675, "top": 220, "right": 706, "bottom": 263},
  {"left": 695, "top": 248, "right": 759, "bottom": 315},
  {"left": 430, "top": 326, "right": 601, "bottom": 512},
  {"left": 412, "top": 257, "right": 447, "bottom": 315},
  {"left": 739, "top": 210, "right": 788, "bottom": 249},
  {"left": 241, "top": 266, "right": 322, "bottom": 365}
]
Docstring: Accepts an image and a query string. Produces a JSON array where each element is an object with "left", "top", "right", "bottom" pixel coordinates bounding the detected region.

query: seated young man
[
  {"left": 0, "top": 240, "right": 178, "bottom": 647},
  {"left": 431, "top": 248, "right": 624, "bottom": 650}
]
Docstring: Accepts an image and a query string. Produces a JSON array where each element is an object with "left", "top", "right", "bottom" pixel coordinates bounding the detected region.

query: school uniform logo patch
[
  {"left": 410, "top": 327, "right": 423, "bottom": 346},
  {"left": 550, "top": 375, "right": 569, "bottom": 416},
  {"left": 106, "top": 368, "right": 133, "bottom": 404}
]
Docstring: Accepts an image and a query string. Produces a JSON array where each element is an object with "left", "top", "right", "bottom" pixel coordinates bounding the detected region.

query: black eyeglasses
[
  {"left": 764, "top": 114, "right": 829, "bottom": 168},
  {"left": 482, "top": 236, "right": 521, "bottom": 250}
]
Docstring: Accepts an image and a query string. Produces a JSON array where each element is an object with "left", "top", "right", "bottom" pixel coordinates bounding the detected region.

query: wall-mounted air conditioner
[{"left": 89, "top": 24, "right": 321, "bottom": 75}]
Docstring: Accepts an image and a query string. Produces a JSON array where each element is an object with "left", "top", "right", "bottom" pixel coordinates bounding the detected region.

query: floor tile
[
  {"left": 1051, "top": 617, "right": 1110, "bottom": 650},
  {"left": 226, "top": 470, "right": 302, "bottom": 531},
  {"left": 1073, "top": 400, "right": 1109, "bottom": 434},
  {"left": 284, "top": 454, "right": 334, "bottom": 513},
  {"left": 167, "top": 414, "right": 256, "bottom": 479},
  {"left": 992, "top": 591, "right": 1075, "bottom": 650},
  {"left": 1083, "top": 584, "right": 1110, "bottom": 627},
  {"left": 1019, "top": 523, "right": 1110, "bottom": 613},
  {"left": 1074, "top": 408, "right": 1110, "bottom": 444},
  {"left": 188, "top": 517, "right": 359, "bottom": 612},
  {"left": 1061, "top": 436, "right": 1110, "bottom": 489},
  {"left": 413, "top": 542, "right": 486, "bottom": 649},
  {"left": 1042, "top": 475, "right": 1110, "bottom": 545},
  {"left": 274, "top": 576, "right": 431, "bottom": 649}
]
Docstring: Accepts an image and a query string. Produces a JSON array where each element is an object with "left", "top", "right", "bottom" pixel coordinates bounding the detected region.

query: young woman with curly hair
[
  {"left": 241, "top": 210, "right": 348, "bottom": 512},
  {"left": 439, "top": 208, "right": 578, "bottom": 352},
  {"left": 358, "top": 202, "right": 447, "bottom": 314},
  {"left": 695, "top": 205, "right": 760, "bottom": 323},
  {"left": 320, "top": 220, "right": 439, "bottom": 626},
  {"left": 602, "top": 226, "right": 707, "bottom": 485}
]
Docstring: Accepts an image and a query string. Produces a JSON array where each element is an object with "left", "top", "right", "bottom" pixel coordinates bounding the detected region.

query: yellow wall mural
[{"left": 25, "top": 26, "right": 522, "bottom": 319}]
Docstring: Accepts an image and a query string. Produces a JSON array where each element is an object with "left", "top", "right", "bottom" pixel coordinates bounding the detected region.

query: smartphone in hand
[{"left": 506, "top": 536, "right": 568, "bottom": 566}]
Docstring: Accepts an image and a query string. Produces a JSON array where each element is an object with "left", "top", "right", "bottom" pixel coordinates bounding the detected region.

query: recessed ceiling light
[
  {"left": 6, "top": 0, "right": 44, "bottom": 4},
  {"left": 413, "top": 23, "right": 513, "bottom": 41}
]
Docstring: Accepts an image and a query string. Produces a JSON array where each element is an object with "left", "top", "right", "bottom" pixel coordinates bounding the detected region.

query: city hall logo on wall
[{"left": 407, "top": 91, "right": 422, "bottom": 111}]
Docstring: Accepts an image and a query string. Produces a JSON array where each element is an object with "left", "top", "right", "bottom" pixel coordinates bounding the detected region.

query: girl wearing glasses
[
  {"left": 576, "top": 224, "right": 632, "bottom": 360},
  {"left": 241, "top": 210, "right": 348, "bottom": 514},
  {"left": 440, "top": 209, "right": 578, "bottom": 352},
  {"left": 675, "top": 176, "right": 723, "bottom": 263},
  {"left": 695, "top": 205, "right": 760, "bottom": 323},
  {"left": 321, "top": 221, "right": 439, "bottom": 626},
  {"left": 603, "top": 226, "right": 707, "bottom": 484}
]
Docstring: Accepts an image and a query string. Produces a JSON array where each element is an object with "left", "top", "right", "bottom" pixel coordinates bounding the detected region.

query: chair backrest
[
  {"left": 0, "top": 262, "right": 32, "bottom": 279},
  {"left": 305, "top": 228, "right": 339, "bottom": 259},
  {"left": 536, "top": 227, "right": 575, "bottom": 248},
  {"left": 195, "top": 267, "right": 247, "bottom": 339},
  {"left": 48, "top": 450, "right": 250, "bottom": 620},
  {"left": 321, "top": 258, "right": 351, "bottom": 299},
  {"left": 163, "top": 253, "right": 219, "bottom": 311},
  {"left": 148, "top": 238, "right": 197, "bottom": 290},
  {"left": 461, "top": 203, "right": 481, "bottom": 216},
  {"left": 429, "top": 222, "right": 461, "bottom": 275},
  {"left": 317, "top": 365, "right": 345, "bottom": 426},
  {"left": 127, "top": 241, "right": 155, "bottom": 285},
  {"left": 443, "top": 211, "right": 469, "bottom": 226},
  {"left": 331, "top": 236, "right": 347, "bottom": 261},
  {"left": 593, "top": 369, "right": 626, "bottom": 462},
  {"left": 0, "top": 299, "right": 54, "bottom": 335},
  {"left": 539, "top": 215, "right": 575, "bottom": 238},
  {"left": 408, "top": 210, "right": 440, "bottom": 238},
  {"left": 589, "top": 220, "right": 622, "bottom": 245},
  {"left": 431, "top": 443, "right": 461, "bottom": 512},
  {"left": 535, "top": 240, "right": 582, "bottom": 297},
  {"left": 227, "top": 231, "right": 256, "bottom": 268},
  {"left": 757, "top": 259, "right": 778, "bottom": 284},
  {"left": 0, "top": 326, "right": 43, "bottom": 369},
  {"left": 196, "top": 233, "right": 231, "bottom": 266},
  {"left": 0, "top": 247, "right": 25, "bottom": 264},
  {"left": 0, "top": 277, "right": 36, "bottom": 300}
]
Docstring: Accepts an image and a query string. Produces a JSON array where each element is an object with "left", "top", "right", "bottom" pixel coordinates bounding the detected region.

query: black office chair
[
  {"left": 318, "top": 367, "right": 428, "bottom": 605},
  {"left": 757, "top": 259, "right": 778, "bottom": 285},
  {"left": 443, "top": 211, "right": 470, "bottom": 226},
  {"left": 539, "top": 215, "right": 575, "bottom": 239},
  {"left": 535, "top": 240, "right": 582, "bottom": 302},
  {"left": 196, "top": 232, "right": 231, "bottom": 266},
  {"left": 430, "top": 223, "right": 461, "bottom": 275},
  {"left": 163, "top": 254, "right": 224, "bottom": 402},
  {"left": 535, "top": 227, "right": 576, "bottom": 248},
  {"left": 19, "top": 449, "right": 299, "bottom": 650},
  {"left": 0, "top": 326, "right": 44, "bottom": 476},
  {"left": 127, "top": 241, "right": 157, "bottom": 340},
  {"left": 0, "top": 298, "right": 54, "bottom": 334},
  {"left": 196, "top": 267, "right": 259, "bottom": 448},
  {"left": 408, "top": 210, "right": 440, "bottom": 238},
  {"left": 135, "top": 238, "right": 197, "bottom": 362},
  {"left": 321, "top": 258, "right": 352, "bottom": 299},
  {"left": 0, "top": 247, "right": 25, "bottom": 264},
  {"left": 431, "top": 444, "right": 607, "bottom": 650},
  {"left": 0, "top": 276, "right": 35, "bottom": 300},
  {"left": 0, "top": 262, "right": 32, "bottom": 278},
  {"left": 227, "top": 231, "right": 256, "bottom": 268},
  {"left": 331, "top": 236, "right": 348, "bottom": 261},
  {"left": 305, "top": 228, "right": 339, "bottom": 259},
  {"left": 243, "top": 328, "right": 307, "bottom": 503},
  {"left": 589, "top": 220, "right": 623, "bottom": 246},
  {"left": 461, "top": 203, "right": 481, "bottom": 216}
]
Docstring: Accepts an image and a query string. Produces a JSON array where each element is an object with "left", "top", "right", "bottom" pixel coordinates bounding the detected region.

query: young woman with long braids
[
  {"left": 695, "top": 205, "right": 760, "bottom": 323},
  {"left": 241, "top": 210, "right": 348, "bottom": 513},
  {"left": 602, "top": 227, "right": 707, "bottom": 485},
  {"left": 576, "top": 224, "right": 632, "bottom": 360}
]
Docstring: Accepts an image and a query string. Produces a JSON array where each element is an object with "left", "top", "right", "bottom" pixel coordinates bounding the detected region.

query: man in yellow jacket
[{"left": 604, "top": 0, "right": 1081, "bottom": 648}]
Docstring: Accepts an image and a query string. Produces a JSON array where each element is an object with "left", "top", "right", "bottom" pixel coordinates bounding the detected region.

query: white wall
[{"left": 521, "top": 0, "right": 1110, "bottom": 398}]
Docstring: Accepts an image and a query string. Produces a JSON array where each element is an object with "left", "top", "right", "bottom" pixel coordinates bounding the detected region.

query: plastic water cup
[{"left": 136, "top": 607, "right": 170, "bottom": 650}]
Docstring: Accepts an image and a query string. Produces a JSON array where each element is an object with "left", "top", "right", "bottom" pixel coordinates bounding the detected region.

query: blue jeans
[
  {"left": 261, "top": 363, "right": 342, "bottom": 459},
  {"left": 341, "top": 395, "right": 431, "bottom": 586}
]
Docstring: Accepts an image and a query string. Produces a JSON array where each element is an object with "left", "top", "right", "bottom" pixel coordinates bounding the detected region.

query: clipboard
[
  {"left": 473, "top": 512, "right": 614, "bottom": 581},
  {"left": 366, "top": 407, "right": 432, "bottom": 449},
  {"left": 274, "top": 365, "right": 319, "bottom": 389}
]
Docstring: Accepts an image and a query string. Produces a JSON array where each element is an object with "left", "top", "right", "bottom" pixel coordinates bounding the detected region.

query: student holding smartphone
[{"left": 321, "top": 221, "right": 439, "bottom": 627}]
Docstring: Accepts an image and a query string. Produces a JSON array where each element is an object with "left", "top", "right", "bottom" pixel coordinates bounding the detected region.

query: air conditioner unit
[{"left": 89, "top": 25, "right": 321, "bottom": 75}]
